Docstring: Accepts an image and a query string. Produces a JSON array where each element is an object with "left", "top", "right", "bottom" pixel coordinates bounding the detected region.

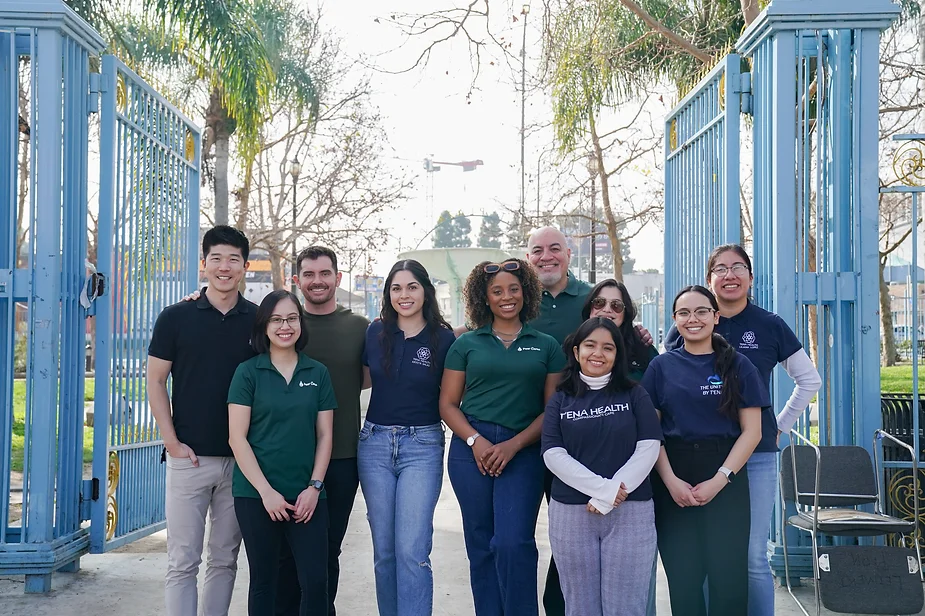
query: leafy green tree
[{"left": 478, "top": 212, "right": 503, "bottom": 248}]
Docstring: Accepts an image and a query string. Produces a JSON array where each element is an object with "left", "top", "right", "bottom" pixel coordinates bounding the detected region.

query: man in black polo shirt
[{"left": 148, "top": 226, "right": 257, "bottom": 616}]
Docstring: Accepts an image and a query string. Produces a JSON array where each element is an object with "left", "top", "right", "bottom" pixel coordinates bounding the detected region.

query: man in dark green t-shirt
[
  {"left": 283, "top": 246, "right": 369, "bottom": 616},
  {"left": 527, "top": 226, "right": 592, "bottom": 346}
]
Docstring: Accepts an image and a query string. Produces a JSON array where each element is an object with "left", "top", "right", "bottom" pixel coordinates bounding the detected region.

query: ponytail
[{"left": 712, "top": 333, "right": 742, "bottom": 422}]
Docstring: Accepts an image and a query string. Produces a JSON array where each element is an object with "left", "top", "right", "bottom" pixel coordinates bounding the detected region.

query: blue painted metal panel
[{"left": 91, "top": 55, "right": 200, "bottom": 553}]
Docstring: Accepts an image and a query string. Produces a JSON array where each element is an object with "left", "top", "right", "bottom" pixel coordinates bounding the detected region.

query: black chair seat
[{"left": 788, "top": 509, "right": 916, "bottom": 536}]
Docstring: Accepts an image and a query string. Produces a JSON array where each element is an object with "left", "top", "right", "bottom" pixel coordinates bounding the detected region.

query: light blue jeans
[
  {"left": 357, "top": 421, "right": 445, "bottom": 616},
  {"left": 746, "top": 451, "right": 778, "bottom": 616}
]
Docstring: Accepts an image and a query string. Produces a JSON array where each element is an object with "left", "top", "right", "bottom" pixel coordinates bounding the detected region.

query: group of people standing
[{"left": 148, "top": 223, "right": 821, "bottom": 616}]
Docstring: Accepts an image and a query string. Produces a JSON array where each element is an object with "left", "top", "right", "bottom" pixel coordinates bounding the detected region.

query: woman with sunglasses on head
[
  {"left": 227, "top": 290, "right": 337, "bottom": 615},
  {"left": 440, "top": 258, "right": 565, "bottom": 616},
  {"left": 581, "top": 279, "right": 658, "bottom": 381},
  {"left": 357, "top": 259, "right": 455, "bottom": 616},
  {"left": 641, "top": 285, "right": 767, "bottom": 616},
  {"left": 664, "top": 245, "right": 821, "bottom": 616},
  {"left": 542, "top": 317, "right": 661, "bottom": 616}
]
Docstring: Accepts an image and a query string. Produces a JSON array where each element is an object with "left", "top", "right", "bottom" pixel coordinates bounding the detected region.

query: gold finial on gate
[
  {"left": 669, "top": 120, "right": 678, "bottom": 152},
  {"left": 185, "top": 129, "right": 196, "bottom": 163},
  {"left": 893, "top": 140, "right": 925, "bottom": 187},
  {"left": 105, "top": 452, "right": 120, "bottom": 541},
  {"left": 718, "top": 73, "right": 726, "bottom": 111},
  {"left": 116, "top": 74, "right": 127, "bottom": 113},
  {"left": 107, "top": 451, "right": 120, "bottom": 496}
]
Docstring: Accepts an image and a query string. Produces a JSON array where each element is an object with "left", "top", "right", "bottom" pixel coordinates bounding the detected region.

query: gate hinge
[
  {"left": 88, "top": 73, "right": 100, "bottom": 115},
  {"left": 740, "top": 73, "right": 753, "bottom": 116},
  {"left": 79, "top": 479, "right": 98, "bottom": 522}
]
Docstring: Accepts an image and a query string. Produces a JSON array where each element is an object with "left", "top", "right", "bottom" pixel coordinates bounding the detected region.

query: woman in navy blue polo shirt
[
  {"left": 358, "top": 259, "right": 455, "bottom": 616},
  {"left": 641, "top": 285, "right": 767, "bottom": 615},
  {"left": 440, "top": 258, "right": 565, "bottom": 616},
  {"left": 581, "top": 279, "right": 658, "bottom": 381},
  {"left": 542, "top": 317, "right": 661, "bottom": 615},
  {"left": 663, "top": 245, "right": 822, "bottom": 616}
]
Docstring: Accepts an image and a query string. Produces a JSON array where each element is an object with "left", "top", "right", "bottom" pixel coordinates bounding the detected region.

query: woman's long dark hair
[
  {"left": 581, "top": 278, "right": 652, "bottom": 372},
  {"left": 378, "top": 259, "right": 451, "bottom": 375},
  {"left": 558, "top": 318, "right": 636, "bottom": 397},
  {"left": 672, "top": 285, "right": 741, "bottom": 422}
]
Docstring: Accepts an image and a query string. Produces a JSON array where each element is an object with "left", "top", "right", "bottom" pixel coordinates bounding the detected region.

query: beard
[{"left": 536, "top": 269, "right": 563, "bottom": 288}]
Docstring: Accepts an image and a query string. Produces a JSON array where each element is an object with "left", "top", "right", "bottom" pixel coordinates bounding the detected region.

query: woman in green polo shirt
[
  {"left": 440, "top": 258, "right": 565, "bottom": 616},
  {"left": 228, "top": 290, "right": 337, "bottom": 616}
]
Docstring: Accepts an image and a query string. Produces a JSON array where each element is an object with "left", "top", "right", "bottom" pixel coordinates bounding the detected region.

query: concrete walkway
[{"left": 1, "top": 438, "right": 919, "bottom": 615}]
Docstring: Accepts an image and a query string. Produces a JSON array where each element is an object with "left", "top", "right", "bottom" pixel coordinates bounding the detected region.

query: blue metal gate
[
  {"left": 663, "top": 53, "right": 748, "bottom": 317},
  {"left": 90, "top": 55, "right": 201, "bottom": 552}
]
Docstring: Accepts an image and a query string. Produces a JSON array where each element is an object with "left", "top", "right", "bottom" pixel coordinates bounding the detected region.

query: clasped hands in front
[
  {"left": 665, "top": 473, "right": 727, "bottom": 508},
  {"left": 471, "top": 437, "right": 521, "bottom": 477}
]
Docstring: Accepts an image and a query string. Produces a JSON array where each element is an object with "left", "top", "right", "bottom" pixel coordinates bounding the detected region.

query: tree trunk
[
  {"left": 879, "top": 256, "right": 899, "bottom": 366},
  {"left": 206, "top": 87, "right": 235, "bottom": 225},
  {"left": 589, "top": 112, "right": 624, "bottom": 282},
  {"left": 740, "top": 0, "right": 760, "bottom": 27},
  {"left": 17, "top": 74, "right": 29, "bottom": 268},
  {"left": 270, "top": 249, "right": 284, "bottom": 291}
]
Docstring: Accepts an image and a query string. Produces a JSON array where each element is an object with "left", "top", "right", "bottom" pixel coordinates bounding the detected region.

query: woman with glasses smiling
[
  {"left": 227, "top": 290, "right": 337, "bottom": 615},
  {"left": 640, "top": 285, "right": 767, "bottom": 615},
  {"left": 581, "top": 279, "right": 658, "bottom": 381},
  {"left": 664, "top": 245, "right": 821, "bottom": 616},
  {"left": 440, "top": 258, "right": 565, "bottom": 616}
]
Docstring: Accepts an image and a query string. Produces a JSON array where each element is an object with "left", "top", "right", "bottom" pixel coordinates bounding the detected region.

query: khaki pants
[{"left": 165, "top": 454, "right": 242, "bottom": 616}]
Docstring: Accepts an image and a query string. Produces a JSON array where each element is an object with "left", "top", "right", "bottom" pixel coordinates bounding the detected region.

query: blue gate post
[
  {"left": 736, "top": 0, "right": 900, "bottom": 579},
  {"left": 0, "top": 1, "right": 104, "bottom": 592}
]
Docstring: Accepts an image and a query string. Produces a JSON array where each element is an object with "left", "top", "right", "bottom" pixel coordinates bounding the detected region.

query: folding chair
[{"left": 779, "top": 429, "right": 923, "bottom": 615}]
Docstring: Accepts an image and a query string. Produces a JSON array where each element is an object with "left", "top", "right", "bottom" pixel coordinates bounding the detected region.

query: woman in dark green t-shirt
[
  {"left": 581, "top": 279, "right": 658, "bottom": 381},
  {"left": 440, "top": 258, "right": 565, "bottom": 616},
  {"left": 228, "top": 290, "right": 337, "bottom": 616}
]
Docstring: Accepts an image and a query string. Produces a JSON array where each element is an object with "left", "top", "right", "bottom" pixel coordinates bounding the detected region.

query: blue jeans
[
  {"left": 357, "top": 421, "right": 445, "bottom": 616},
  {"left": 447, "top": 417, "right": 545, "bottom": 616},
  {"left": 746, "top": 451, "right": 777, "bottom": 616}
]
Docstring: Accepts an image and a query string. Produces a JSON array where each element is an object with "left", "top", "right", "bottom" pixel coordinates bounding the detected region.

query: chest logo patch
[
  {"left": 701, "top": 374, "right": 723, "bottom": 396},
  {"left": 412, "top": 346, "right": 432, "bottom": 368},
  {"left": 299, "top": 380, "right": 318, "bottom": 387},
  {"left": 740, "top": 330, "right": 758, "bottom": 350},
  {"left": 517, "top": 346, "right": 541, "bottom": 352}
]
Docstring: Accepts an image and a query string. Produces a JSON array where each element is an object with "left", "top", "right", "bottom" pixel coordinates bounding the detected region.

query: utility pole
[
  {"left": 520, "top": 4, "right": 530, "bottom": 220},
  {"left": 289, "top": 157, "right": 301, "bottom": 294}
]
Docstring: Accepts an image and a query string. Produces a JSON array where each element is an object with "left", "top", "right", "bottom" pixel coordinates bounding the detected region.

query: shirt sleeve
[
  {"left": 664, "top": 325, "right": 682, "bottom": 351},
  {"left": 632, "top": 386, "right": 663, "bottom": 442},
  {"left": 776, "top": 349, "right": 822, "bottom": 433},
  {"left": 541, "top": 392, "right": 565, "bottom": 454},
  {"left": 736, "top": 355, "right": 771, "bottom": 410},
  {"left": 317, "top": 366, "right": 339, "bottom": 411},
  {"left": 542, "top": 448, "right": 622, "bottom": 515},
  {"left": 444, "top": 338, "right": 467, "bottom": 371},
  {"left": 640, "top": 358, "right": 662, "bottom": 410},
  {"left": 227, "top": 362, "right": 255, "bottom": 407},
  {"left": 547, "top": 339, "right": 567, "bottom": 373},
  {"left": 147, "top": 307, "right": 177, "bottom": 361}
]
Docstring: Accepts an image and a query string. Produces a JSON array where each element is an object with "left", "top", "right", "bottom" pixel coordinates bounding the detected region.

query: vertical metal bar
[
  {"left": 725, "top": 56, "right": 741, "bottom": 243},
  {"left": 912, "top": 192, "right": 920, "bottom": 463}
]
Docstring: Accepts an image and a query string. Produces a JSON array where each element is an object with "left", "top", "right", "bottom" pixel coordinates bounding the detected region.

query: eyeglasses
[
  {"left": 268, "top": 315, "right": 300, "bottom": 327},
  {"left": 590, "top": 297, "right": 625, "bottom": 313},
  {"left": 710, "top": 263, "right": 750, "bottom": 276},
  {"left": 484, "top": 261, "right": 520, "bottom": 274},
  {"left": 673, "top": 307, "right": 715, "bottom": 321}
]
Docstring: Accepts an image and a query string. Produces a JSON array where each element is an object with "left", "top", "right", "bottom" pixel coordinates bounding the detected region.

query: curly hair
[{"left": 463, "top": 258, "right": 542, "bottom": 328}]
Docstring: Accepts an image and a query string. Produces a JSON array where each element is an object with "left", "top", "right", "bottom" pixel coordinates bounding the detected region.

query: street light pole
[
  {"left": 587, "top": 154, "right": 599, "bottom": 284},
  {"left": 520, "top": 4, "right": 530, "bottom": 220},
  {"left": 289, "top": 157, "right": 301, "bottom": 294}
]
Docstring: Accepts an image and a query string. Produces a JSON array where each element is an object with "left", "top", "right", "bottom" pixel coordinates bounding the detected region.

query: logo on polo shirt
[
  {"left": 740, "top": 330, "right": 758, "bottom": 350},
  {"left": 412, "top": 346, "right": 432, "bottom": 368},
  {"left": 517, "top": 346, "right": 542, "bottom": 352},
  {"left": 299, "top": 380, "right": 318, "bottom": 387},
  {"left": 701, "top": 374, "right": 723, "bottom": 396}
]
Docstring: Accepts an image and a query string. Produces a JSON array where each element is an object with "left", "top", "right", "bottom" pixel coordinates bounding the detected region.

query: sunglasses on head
[
  {"left": 591, "top": 297, "right": 625, "bottom": 313},
  {"left": 484, "top": 261, "right": 520, "bottom": 274}
]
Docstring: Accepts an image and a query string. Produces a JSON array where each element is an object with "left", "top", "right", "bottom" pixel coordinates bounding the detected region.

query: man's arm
[{"left": 147, "top": 356, "right": 198, "bottom": 465}]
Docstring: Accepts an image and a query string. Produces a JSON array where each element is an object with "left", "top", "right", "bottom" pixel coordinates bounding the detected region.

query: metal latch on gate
[
  {"left": 89, "top": 73, "right": 100, "bottom": 114},
  {"left": 81, "top": 260, "right": 106, "bottom": 315}
]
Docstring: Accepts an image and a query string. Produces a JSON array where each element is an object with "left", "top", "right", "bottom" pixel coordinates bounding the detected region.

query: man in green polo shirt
[{"left": 527, "top": 226, "right": 592, "bottom": 346}]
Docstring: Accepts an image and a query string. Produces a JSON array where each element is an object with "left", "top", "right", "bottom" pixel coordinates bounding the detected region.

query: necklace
[
  {"left": 403, "top": 322, "right": 427, "bottom": 339},
  {"left": 492, "top": 325, "right": 522, "bottom": 343}
]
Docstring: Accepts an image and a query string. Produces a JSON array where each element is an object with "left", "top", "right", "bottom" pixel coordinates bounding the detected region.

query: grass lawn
[{"left": 881, "top": 364, "right": 920, "bottom": 393}]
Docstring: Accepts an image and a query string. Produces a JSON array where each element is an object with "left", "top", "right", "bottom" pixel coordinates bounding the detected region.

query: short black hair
[
  {"left": 202, "top": 225, "right": 250, "bottom": 262},
  {"left": 463, "top": 258, "right": 542, "bottom": 328},
  {"left": 296, "top": 246, "right": 338, "bottom": 273},
  {"left": 252, "top": 290, "right": 309, "bottom": 354}
]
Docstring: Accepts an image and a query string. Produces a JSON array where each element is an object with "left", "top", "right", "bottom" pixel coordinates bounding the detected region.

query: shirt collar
[
  {"left": 196, "top": 287, "right": 251, "bottom": 314},
  {"left": 549, "top": 271, "right": 584, "bottom": 297},
  {"left": 255, "top": 352, "right": 315, "bottom": 373},
  {"left": 474, "top": 321, "right": 538, "bottom": 338},
  {"left": 384, "top": 320, "right": 429, "bottom": 341}
]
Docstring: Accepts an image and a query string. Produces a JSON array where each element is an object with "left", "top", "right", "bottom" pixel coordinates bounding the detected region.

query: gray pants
[
  {"left": 548, "top": 499, "right": 657, "bottom": 616},
  {"left": 165, "top": 454, "right": 242, "bottom": 616}
]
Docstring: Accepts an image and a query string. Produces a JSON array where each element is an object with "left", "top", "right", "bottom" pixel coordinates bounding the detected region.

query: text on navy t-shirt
[
  {"left": 641, "top": 347, "right": 770, "bottom": 440},
  {"left": 542, "top": 385, "right": 662, "bottom": 504},
  {"left": 362, "top": 320, "right": 456, "bottom": 426}
]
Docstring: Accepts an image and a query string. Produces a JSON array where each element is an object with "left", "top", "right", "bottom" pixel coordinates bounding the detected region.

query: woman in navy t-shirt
[
  {"left": 664, "top": 244, "right": 822, "bottom": 616},
  {"left": 641, "top": 285, "right": 767, "bottom": 615},
  {"left": 542, "top": 317, "right": 661, "bottom": 616},
  {"left": 358, "top": 259, "right": 456, "bottom": 616}
]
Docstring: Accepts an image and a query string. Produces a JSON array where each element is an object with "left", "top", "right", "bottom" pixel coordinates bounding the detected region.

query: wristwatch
[
  {"left": 718, "top": 467, "right": 735, "bottom": 484},
  {"left": 466, "top": 433, "right": 481, "bottom": 447},
  {"left": 308, "top": 479, "right": 324, "bottom": 491}
]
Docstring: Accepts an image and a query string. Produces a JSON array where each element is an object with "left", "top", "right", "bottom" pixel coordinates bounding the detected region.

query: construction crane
[{"left": 423, "top": 157, "right": 483, "bottom": 226}]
